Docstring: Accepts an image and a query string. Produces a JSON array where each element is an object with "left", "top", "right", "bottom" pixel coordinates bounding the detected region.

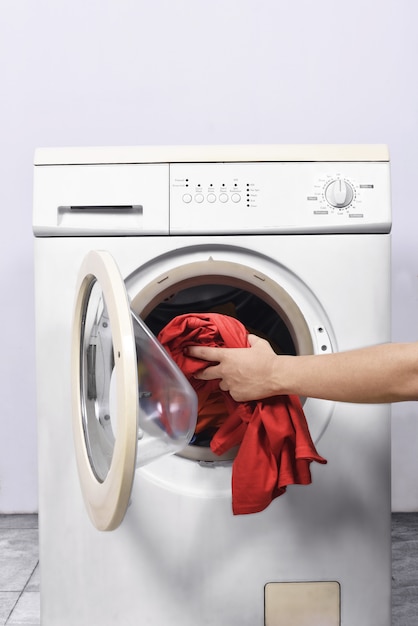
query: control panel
[
  {"left": 33, "top": 153, "right": 391, "bottom": 236},
  {"left": 169, "top": 162, "right": 391, "bottom": 234}
]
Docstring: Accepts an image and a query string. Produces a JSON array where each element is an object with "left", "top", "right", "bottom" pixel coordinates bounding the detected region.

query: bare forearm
[
  {"left": 277, "top": 343, "right": 418, "bottom": 403},
  {"left": 188, "top": 337, "right": 418, "bottom": 404}
]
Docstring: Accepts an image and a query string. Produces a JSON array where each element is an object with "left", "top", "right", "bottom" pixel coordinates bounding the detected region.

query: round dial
[{"left": 324, "top": 179, "right": 354, "bottom": 208}]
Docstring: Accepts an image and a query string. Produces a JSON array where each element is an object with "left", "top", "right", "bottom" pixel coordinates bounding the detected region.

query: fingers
[
  {"left": 194, "top": 364, "right": 222, "bottom": 381},
  {"left": 185, "top": 346, "right": 224, "bottom": 382},
  {"left": 186, "top": 345, "right": 222, "bottom": 363}
]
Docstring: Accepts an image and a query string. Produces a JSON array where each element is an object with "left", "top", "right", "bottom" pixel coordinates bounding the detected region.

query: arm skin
[{"left": 186, "top": 335, "right": 418, "bottom": 404}]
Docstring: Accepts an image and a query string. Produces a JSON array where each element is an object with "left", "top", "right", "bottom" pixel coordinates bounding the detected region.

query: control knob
[{"left": 324, "top": 179, "right": 354, "bottom": 208}]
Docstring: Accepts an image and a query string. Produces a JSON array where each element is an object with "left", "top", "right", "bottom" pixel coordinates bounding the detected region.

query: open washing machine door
[{"left": 71, "top": 250, "right": 198, "bottom": 531}]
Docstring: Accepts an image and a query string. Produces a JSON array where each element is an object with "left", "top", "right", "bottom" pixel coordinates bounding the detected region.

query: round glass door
[{"left": 72, "top": 250, "right": 197, "bottom": 531}]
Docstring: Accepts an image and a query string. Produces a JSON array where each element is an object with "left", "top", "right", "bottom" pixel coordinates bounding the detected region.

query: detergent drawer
[{"left": 33, "top": 163, "right": 170, "bottom": 236}]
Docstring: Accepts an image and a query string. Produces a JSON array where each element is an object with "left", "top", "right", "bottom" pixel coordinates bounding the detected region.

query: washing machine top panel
[
  {"left": 33, "top": 145, "right": 391, "bottom": 237},
  {"left": 34, "top": 143, "right": 389, "bottom": 165}
]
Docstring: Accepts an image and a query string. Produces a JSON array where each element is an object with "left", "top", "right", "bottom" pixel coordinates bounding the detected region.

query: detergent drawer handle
[{"left": 58, "top": 204, "right": 143, "bottom": 215}]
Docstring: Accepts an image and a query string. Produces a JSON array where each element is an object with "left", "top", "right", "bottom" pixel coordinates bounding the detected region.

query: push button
[{"left": 194, "top": 193, "right": 204, "bottom": 203}]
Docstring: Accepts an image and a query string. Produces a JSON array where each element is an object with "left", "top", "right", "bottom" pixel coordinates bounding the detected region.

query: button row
[{"left": 182, "top": 193, "right": 241, "bottom": 204}]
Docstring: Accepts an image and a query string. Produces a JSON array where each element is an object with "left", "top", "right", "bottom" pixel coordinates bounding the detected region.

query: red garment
[{"left": 157, "top": 313, "right": 326, "bottom": 515}]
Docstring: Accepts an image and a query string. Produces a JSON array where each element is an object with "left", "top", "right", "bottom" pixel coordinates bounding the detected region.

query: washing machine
[{"left": 33, "top": 144, "right": 392, "bottom": 626}]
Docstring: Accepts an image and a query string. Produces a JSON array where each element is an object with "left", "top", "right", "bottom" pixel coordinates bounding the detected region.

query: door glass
[
  {"left": 78, "top": 278, "right": 198, "bottom": 483},
  {"left": 131, "top": 311, "right": 198, "bottom": 466},
  {"left": 80, "top": 279, "right": 116, "bottom": 482}
]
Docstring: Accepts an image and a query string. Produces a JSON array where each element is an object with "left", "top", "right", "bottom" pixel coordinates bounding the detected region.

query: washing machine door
[{"left": 71, "top": 250, "right": 198, "bottom": 531}]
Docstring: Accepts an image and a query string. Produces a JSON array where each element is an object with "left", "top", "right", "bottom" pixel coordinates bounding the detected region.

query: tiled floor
[
  {"left": 1, "top": 513, "right": 417, "bottom": 625},
  {"left": 0, "top": 515, "right": 39, "bottom": 626},
  {"left": 392, "top": 512, "right": 418, "bottom": 625}
]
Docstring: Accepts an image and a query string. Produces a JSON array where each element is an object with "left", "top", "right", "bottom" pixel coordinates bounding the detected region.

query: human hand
[{"left": 186, "top": 334, "right": 281, "bottom": 402}]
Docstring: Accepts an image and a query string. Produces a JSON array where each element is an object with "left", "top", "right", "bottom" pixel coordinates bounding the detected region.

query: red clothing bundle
[{"left": 157, "top": 313, "right": 326, "bottom": 515}]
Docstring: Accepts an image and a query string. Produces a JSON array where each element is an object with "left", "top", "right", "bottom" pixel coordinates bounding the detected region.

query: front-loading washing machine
[{"left": 33, "top": 145, "right": 392, "bottom": 626}]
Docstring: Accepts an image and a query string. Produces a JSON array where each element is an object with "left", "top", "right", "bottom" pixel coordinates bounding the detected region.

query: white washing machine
[{"left": 33, "top": 145, "right": 392, "bottom": 626}]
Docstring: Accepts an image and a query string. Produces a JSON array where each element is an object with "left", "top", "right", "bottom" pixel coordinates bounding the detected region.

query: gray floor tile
[
  {"left": 392, "top": 513, "right": 418, "bottom": 626},
  {"left": 0, "top": 516, "right": 37, "bottom": 530},
  {"left": 0, "top": 593, "right": 19, "bottom": 624},
  {"left": 6, "top": 592, "right": 40, "bottom": 625},
  {"left": 0, "top": 530, "right": 39, "bottom": 592}
]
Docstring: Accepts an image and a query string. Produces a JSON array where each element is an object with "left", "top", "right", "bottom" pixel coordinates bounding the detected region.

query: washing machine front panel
[
  {"left": 35, "top": 231, "right": 391, "bottom": 626},
  {"left": 72, "top": 250, "right": 197, "bottom": 530}
]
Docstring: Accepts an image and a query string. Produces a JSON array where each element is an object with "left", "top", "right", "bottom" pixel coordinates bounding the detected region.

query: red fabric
[{"left": 157, "top": 313, "right": 326, "bottom": 515}]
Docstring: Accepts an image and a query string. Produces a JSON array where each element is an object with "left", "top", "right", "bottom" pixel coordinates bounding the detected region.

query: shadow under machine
[{"left": 33, "top": 144, "right": 392, "bottom": 625}]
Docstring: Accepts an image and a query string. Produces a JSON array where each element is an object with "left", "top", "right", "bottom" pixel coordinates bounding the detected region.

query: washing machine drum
[
  {"left": 141, "top": 284, "right": 296, "bottom": 457},
  {"left": 128, "top": 248, "right": 334, "bottom": 453}
]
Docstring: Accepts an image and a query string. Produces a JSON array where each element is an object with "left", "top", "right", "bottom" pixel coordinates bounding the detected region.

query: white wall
[{"left": 0, "top": 0, "right": 417, "bottom": 512}]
